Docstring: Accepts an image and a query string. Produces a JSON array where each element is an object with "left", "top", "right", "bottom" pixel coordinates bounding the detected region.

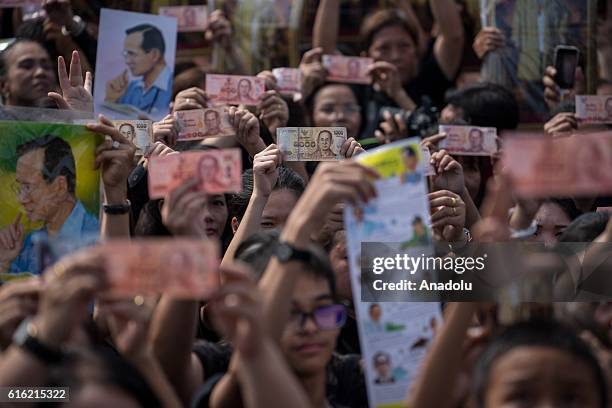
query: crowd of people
[{"left": 0, "top": 0, "right": 611, "bottom": 407}]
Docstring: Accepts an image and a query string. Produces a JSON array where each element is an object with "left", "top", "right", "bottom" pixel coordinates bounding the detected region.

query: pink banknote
[
  {"left": 438, "top": 125, "right": 498, "bottom": 156},
  {"left": 503, "top": 132, "right": 612, "bottom": 197},
  {"left": 101, "top": 239, "right": 220, "bottom": 299},
  {"left": 159, "top": 5, "right": 207, "bottom": 32},
  {"left": 175, "top": 107, "right": 235, "bottom": 141},
  {"left": 273, "top": 68, "right": 301, "bottom": 94},
  {"left": 148, "top": 149, "right": 242, "bottom": 198},
  {"left": 322, "top": 55, "right": 373, "bottom": 85},
  {"left": 206, "top": 74, "right": 265, "bottom": 106}
]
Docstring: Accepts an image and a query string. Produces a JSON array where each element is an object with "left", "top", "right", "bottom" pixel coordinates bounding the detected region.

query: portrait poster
[
  {"left": 344, "top": 139, "right": 442, "bottom": 408},
  {"left": 479, "top": 0, "right": 597, "bottom": 123},
  {"left": 222, "top": 0, "right": 304, "bottom": 73},
  {"left": 94, "top": 8, "right": 178, "bottom": 121},
  {"left": 0, "top": 121, "right": 103, "bottom": 283}
]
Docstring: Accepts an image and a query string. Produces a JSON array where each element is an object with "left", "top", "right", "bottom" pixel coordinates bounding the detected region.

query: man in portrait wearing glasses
[
  {"left": 0, "top": 135, "right": 99, "bottom": 277},
  {"left": 104, "top": 24, "right": 172, "bottom": 119}
]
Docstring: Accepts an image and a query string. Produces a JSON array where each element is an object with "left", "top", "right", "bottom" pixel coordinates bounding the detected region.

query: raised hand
[
  {"left": 209, "top": 262, "right": 264, "bottom": 357},
  {"left": 430, "top": 149, "right": 465, "bottom": 194},
  {"left": 544, "top": 112, "right": 578, "bottom": 137},
  {"left": 105, "top": 69, "right": 129, "bottom": 103},
  {"left": 0, "top": 213, "right": 25, "bottom": 270},
  {"left": 87, "top": 115, "right": 137, "bottom": 202},
  {"left": 253, "top": 144, "right": 282, "bottom": 198},
  {"left": 173, "top": 87, "right": 209, "bottom": 112},
  {"left": 257, "top": 91, "right": 289, "bottom": 136},
  {"left": 0, "top": 277, "right": 41, "bottom": 348},
  {"left": 429, "top": 190, "right": 466, "bottom": 243},
  {"left": 374, "top": 110, "right": 408, "bottom": 144},
  {"left": 205, "top": 10, "right": 233, "bottom": 50},
  {"left": 228, "top": 106, "right": 265, "bottom": 156},
  {"left": 153, "top": 114, "right": 180, "bottom": 147},
  {"left": 473, "top": 27, "right": 505, "bottom": 59},
  {"left": 161, "top": 178, "right": 208, "bottom": 237},
  {"left": 299, "top": 48, "right": 326, "bottom": 99},
  {"left": 340, "top": 137, "right": 364, "bottom": 158},
  {"left": 256, "top": 70, "right": 278, "bottom": 92},
  {"left": 542, "top": 65, "right": 585, "bottom": 110},
  {"left": 48, "top": 51, "right": 93, "bottom": 112}
]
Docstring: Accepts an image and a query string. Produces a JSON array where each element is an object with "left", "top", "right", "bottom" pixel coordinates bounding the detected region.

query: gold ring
[
  {"left": 133, "top": 295, "right": 144, "bottom": 306},
  {"left": 52, "top": 261, "right": 68, "bottom": 278},
  {"left": 451, "top": 197, "right": 457, "bottom": 207}
]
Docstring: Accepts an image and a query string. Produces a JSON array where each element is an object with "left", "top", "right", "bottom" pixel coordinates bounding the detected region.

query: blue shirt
[
  {"left": 5, "top": 201, "right": 99, "bottom": 280},
  {"left": 117, "top": 64, "right": 173, "bottom": 120}
]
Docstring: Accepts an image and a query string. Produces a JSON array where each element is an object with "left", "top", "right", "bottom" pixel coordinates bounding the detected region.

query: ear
[
  {"left": 51, "top": 175, "right": 69, "bottom": 196},
  {"left": 150, "top": 48, "right": 162, "bottom": 62},
  {"left": 231, "top": 216, "right": 239, "bottom": 234}
]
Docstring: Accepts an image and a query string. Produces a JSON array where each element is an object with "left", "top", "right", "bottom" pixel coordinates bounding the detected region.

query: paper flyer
[{"left": 344, "top": 139, "right": 442, "bottom": 408}]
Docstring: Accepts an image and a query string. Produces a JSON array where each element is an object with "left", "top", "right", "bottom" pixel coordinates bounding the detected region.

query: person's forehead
[
  {"left": 315, "top": 85, "right": 356, "bottom": 104},
  {"left": 10, "top": 42, "right": 50, "bottom": 64},
  {"left": 16, "top": 149, "right": 45, "bottom": 179},
  {"left": 262, "top": 189, "right": 298, "bottom": 218},
  {"left": 125, "top": 32, "right": 144, "bottom": 48},
  {"left": 291, "top": 270, "right": 332, "bottom": 305},
  {"left": 535, "top": 203, "right": 571, "bottom": 225}
]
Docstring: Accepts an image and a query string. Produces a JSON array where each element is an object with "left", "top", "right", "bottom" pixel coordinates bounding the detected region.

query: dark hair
[
  {"left": 234, "top": 230, "right": 338, "bottom": 300},
  {"left": 16, "top": 135, "right": 76, "bottom": 194},
  {"left": 445, "top": 83, "right": 519, "bottom": 130},
  {"left": 373, "top": 351, "right": 391, "bottom": 364},
  {"left": 360, "top": 9, "right": 418, "bottom": 52},
  {"left": 369, "top": 303, "right": 380, "bottom": 312},
  {"left": 402, "top": 145, "right": 417, "bottom": 157},
  {"left": 559, "top": 211, "right": 610, "bottom": 243},
  {"left": 473, "top": 319, "right": 608, "bottom": 408},
  {"left": 229, "top": 166, "right": 305, "bottom": 223},
  {"left": 126, "top": 24, "right": 165, "bottom": 55},
  {"left": 118, "top": 123, "right": 135, "bottom": 133},
  {"left": 0, "top": 38, "right": 46, "bottom": 78}
]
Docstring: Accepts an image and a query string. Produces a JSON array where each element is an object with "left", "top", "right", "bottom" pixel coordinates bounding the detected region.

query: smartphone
[{"left": 553, "top": 45, "right": 580, "bottom": 90}]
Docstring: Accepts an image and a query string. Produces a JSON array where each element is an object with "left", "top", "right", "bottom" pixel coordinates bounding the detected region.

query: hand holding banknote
[
  {"left": 153, "top": 114, "right": 180, "bottom": 147},
  {"left": 258, "top": 90, "right": 289, "bottom": 136},
  {"left": 161, "top": 178, "right": 209, "bottom": 238},
  {"left": 88, "top": 115, "right": 136, "bottom": 201},
  {"left": 253, "top": 144, "right": 282, "bottom": 198},
  {"left": 205, "top": 10, "right": 232, "bottom": 50},
  {"left": 209, "top": 262, "right": 264, "bottom": 358},
  {"left": 98, "top": 297, "right": 156, "bottom": 359},
  {"left": 428, "top": 190, "right": 466, "bottom": 243},
  {"left": 34, "top": 249, "right": 107, "bottom": 348},
  {"left": 173, "top": 87, "right": 209, "bottom": 112},
  {"left": 229, "top": 106, "right": 265, "bottom": 157},
  {"left": 340, "top": 137, "right": 365, "bottom": 158},
  {"left": 430, "top": 149, "right": 464, "bottom": 194},
  {"left": 256, "top": 70, "right": 278, "bottom": 92},
  {"left": 299, "top": 48, "right": 326, "bottom": 99},
  {"left": 544, "top": 112, "right": 578, "bottom": 137}
]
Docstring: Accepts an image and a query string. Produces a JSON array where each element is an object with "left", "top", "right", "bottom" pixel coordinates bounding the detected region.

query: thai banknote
[
  {"left": 148, "top": 149, "right": 242, "bottom": 198},
  {"left": 272, "top": 68, "right": 301, "bottom": 95},
  {"left": 175, "top": 107, "right": 234, "bottom": 141},
  {"left": 112, "top": 120, "right": 152, "bottom": 154},
  {"left": 278, "top": 127, "right": 347, "bottom": 161},
  {"left": 575, "top": 95, "right": 612, "bottom": 124},
  {"left": 322, "top": 55, "right": 373, "bottom": 85},
  {"left": 101, "top": 239, "right": 219, "bottom": 298},
  {"left": 438, "top": 125, "right": 498, "bottom": 156},
  {"left": 206, "top": 74, "right": 265, "bottom": 106},
  {"left": 159, "top": 5, "right": 207, "bottom": 32},
  {"left": 503, "top": 132, "right": 612, "bottom": 197}
]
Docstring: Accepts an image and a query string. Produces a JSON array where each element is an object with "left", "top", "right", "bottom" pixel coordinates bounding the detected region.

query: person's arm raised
[
  {"left": 48, "top": 51, "right": 93, "bottom": 112},
  {"left": 228, "top": 107, "right": 267, "bottom": 158},
  {"left": 260, "top": 161, "right": 379, "bottom": 340},
  {"left": 88, "top": 115, "right": 136, "bottom": 239},
  {"left": 430, "top": 0, "right": 465, "bottom": 80},
  {"left": 209, "top": 263, "right": 311, "bottom": 408},
  {"left": 312, "top": 0, "right": 340, "bottom": 54},
  {"left": 221, "top": 145, "right": 281, "bottom": 268},
  {"left": 405, "top": 303, "right": 478, "bottom": 408}
]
